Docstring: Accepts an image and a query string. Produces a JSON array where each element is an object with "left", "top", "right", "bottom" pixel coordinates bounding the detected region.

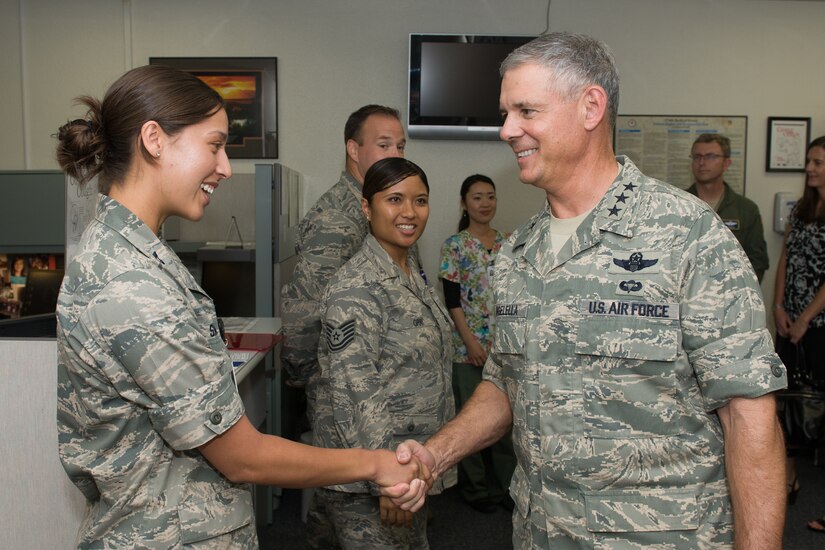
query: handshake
[{"left": 373, "top": 440, "right": 437, "bottom": 527}]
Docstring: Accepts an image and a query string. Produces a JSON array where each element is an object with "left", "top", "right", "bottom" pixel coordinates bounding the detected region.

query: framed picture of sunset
[{"left": 149, "top": 57, "right": 278, "bottom": 158}]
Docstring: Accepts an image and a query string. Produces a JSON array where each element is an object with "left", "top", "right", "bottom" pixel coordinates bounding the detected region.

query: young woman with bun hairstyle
[{"left": 55, "top": 65, "right": 429, "bottom": 548}]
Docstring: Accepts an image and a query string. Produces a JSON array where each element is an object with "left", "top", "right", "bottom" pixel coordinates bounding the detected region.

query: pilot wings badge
[{"left": 610, "top": 251, "right": 661, "bottom": 273}]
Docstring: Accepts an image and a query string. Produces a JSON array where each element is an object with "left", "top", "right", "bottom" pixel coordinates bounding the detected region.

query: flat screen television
[{"left": 408, "top": 34, "right": 536, "bottom": 141}]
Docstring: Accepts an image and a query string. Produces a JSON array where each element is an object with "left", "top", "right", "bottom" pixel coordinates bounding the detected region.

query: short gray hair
[{"left": 501, "top": 32, "right": 620, "bottom": 130}]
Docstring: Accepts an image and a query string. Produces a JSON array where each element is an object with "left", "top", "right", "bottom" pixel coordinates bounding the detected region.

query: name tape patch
[
  {"left": 581, "top": 299, "right": 678, "bottom": 320},
  {"left": 496, "top": 303, "right": 527, "bottom": 318},
  {"left": 722, "top": 219, "right": 740, "bottom": 231}
]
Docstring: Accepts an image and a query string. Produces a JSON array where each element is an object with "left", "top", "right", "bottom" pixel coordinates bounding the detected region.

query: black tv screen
[{"left": 408, "top": 34, "right": 536, "bottom": 140}]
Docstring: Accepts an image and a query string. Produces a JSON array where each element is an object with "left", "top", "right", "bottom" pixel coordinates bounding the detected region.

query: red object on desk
[{"left": 225, "top": 332, "right": 283, "bottom": 352}]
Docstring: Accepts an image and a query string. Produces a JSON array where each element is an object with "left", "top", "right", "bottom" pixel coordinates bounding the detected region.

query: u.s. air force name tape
[{"left": 580, "top": 299, "right": 678, "bottom": 320}]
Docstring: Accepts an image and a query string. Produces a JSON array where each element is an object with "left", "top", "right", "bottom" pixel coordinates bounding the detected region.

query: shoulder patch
[{"left": 325, "top": 319, "right": 356, "bottom": 352}]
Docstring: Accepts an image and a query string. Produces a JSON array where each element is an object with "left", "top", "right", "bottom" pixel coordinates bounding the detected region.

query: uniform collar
[
  {"left": 591, "top": 155, "right": 643, "bottom": 239},
  {"left": 716, "top": 181, "right": 736, "bottom": 211},
  {"left": 95, "top": 194, "right": 179, "bottom": 271},
  {"left": 362, "top": 234, "right": 420, "bottom": 284},
  {"left": 341, "top": 171, "right": 363, "bottom": 202},
  {"left": 511, "top": 155, "right": 642, "bottom": 252},
  {"left": 687, "top": 180, "right": 733, "bottom": 211}
]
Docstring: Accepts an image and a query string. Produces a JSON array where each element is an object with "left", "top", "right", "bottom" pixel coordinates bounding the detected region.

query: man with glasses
[{"left": 687, "top": 133, "right": 769, "bottom": 281}]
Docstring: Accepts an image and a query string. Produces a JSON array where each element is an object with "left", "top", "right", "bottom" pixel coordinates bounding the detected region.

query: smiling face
[
  {"left": 462, "top": 180, "right": 497, "bottom": 226},
  {"left": 362, "top": 175, "right": 429, "bottom": 263},
  {"left": 158, "top": 108, "right": 231, "bottom": 223},
  {"left": 499, "top": 63, "right": 584, "bottom": 191}
]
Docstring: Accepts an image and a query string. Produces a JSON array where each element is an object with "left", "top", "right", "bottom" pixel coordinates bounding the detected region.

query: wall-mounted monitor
[{"left": 408, "top": 34, "right": 536, "bottom": 141}]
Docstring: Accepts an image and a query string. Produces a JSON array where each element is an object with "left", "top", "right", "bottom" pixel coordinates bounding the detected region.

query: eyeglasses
[{"left": 690, "top": 153, "right": 727, "bottom": 162}]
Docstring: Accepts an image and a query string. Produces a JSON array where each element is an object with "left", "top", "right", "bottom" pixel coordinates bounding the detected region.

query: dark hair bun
[{"left": 56, "top": 96, "right": 105, "bottom": 186}]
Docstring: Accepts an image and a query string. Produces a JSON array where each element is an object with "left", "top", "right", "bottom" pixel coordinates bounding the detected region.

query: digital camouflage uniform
[
  {"left": 308, "top": 234, "right": 456, "bottom": 549},
  {"left": 485, "top": 157, "right": 787, "bottom": 549},
  {"left": 57, "top": 196, "right": 256, "bottom": 549},
  {"left": 281, "top": 171, "right": 368, "bottom": 388},
  {"left": 687, "top": 182, "right": 769, "bottom": 281}
]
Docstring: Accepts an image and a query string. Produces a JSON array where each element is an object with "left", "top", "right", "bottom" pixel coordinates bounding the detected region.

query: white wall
[
  {"left": 0, "top": 339, "right": 86, "bottom": 549},
  {"left": 3, "top": 0, "right": 825, "bottom": 311}
]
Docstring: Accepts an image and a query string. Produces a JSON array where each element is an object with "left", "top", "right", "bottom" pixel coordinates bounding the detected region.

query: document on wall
[
  {"left": 615, "top": 115, "right": 748, "bottom": 194},
  {"left": 65, "top": 175, "right": 99, "bottom": 263}
]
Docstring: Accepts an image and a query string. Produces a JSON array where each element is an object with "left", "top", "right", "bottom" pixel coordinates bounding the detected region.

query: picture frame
[
  {"left": 766, "top": 117, "right": 810, "bottom": 172},
  {"left": 149, "top": 57, "right": 278, "bottom": 159}
]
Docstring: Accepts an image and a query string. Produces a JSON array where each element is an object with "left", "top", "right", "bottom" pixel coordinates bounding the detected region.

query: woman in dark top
[{"left": 773, "top": 136, "right": 825, "bottom": 526}]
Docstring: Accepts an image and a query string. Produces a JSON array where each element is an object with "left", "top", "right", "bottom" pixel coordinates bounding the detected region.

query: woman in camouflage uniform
[
  {"left": 310, "top": 158, "right": 456, "bottom": 549},
  {"left": 54, "top": 65, "right": 429, "bottom": 549}
]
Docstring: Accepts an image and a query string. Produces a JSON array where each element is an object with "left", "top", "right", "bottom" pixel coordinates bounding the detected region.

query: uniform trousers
[{"left": 306, "top": 488, "right": 429, "bottom": 549}]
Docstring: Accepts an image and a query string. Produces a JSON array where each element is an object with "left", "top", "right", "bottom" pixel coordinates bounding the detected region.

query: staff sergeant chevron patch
[{"left": 325, "top": 319, "right": 356, "bottom": 352}]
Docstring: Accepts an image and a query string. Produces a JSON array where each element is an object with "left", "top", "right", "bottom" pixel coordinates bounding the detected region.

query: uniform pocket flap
[
  {"left": 391, "top": 412, "right": 441, "bottom": 436},
  {"left": 492, "top": 316, "right": 526, "bottom": 355},
  {"left": 576, "top": 314, "right": 679, "bottom": 362},
  {"left": 508, "top": 464, "right": 531, "bottom": 518},
  {"left": 584, "top": 489, "right": 698, "bottom": 533},
  {"left": 178, "top": 487, "right": 253, "bottom": 543}
]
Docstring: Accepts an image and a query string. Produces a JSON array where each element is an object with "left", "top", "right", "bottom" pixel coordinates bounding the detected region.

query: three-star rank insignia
[{"left": 325, "top": 319, "right": 356, "bottom": 352}]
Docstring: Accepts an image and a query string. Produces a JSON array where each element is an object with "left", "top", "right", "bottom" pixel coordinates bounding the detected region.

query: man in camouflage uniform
[
  {"left": 57, "top": 196, "right": 257, "bottom": 548},
  {"left": 393, "top": 32, "right": 787, "bottom": 548},
  {"left": 308, "top": 233, "right": 456, "bottom": 548},
  {"left": 280, "top": 105, "right": 407, "bottom": 399}
]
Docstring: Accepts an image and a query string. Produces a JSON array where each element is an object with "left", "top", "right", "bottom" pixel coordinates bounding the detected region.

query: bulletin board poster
[
  {"left": 65, "top": 175, "right": 99, "bottom": 264},
  {"left": 615, "top": 115, "right": 748, "bottom": 194}
]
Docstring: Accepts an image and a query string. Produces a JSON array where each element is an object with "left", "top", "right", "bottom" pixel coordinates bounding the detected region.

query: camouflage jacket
[
  {"left": 484, "top": 157, "right": 786, "bottom": 549},
  {"left": 56, "top": 196, "right": 255, "bottom": 548},
  {"left": 314, "top": 234, "right": 457, "bottom": 495},
  {"left": 280, "top": 172, "right": 368, "bottom": 386}
]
